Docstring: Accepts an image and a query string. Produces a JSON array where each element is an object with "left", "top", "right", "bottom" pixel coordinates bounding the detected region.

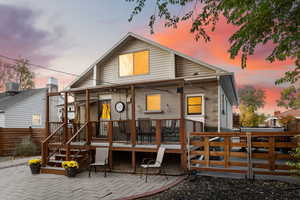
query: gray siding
[
  {"left": 184, "top": 81, "right": 218, "bottom": 130},
  {"left": 220, "top": 86, "right": 233, "bottom": 130},
  {"left": 0, "top": 113, "right": 5, "bottom": 127},
  {"left": 75, "top": 81, "right": 218, "bottom": 130},
  {"left": 4, "top": 90, "right": 46, "bottom": 128},
  {"left": 97, "top": 38, "right": 175, "bottom": 85},
  {"left": 175, "top": 55, "right": 216, "bottom": 77},
  {"left": 72, "top": 71, "right": 94, "bottom": 88}
]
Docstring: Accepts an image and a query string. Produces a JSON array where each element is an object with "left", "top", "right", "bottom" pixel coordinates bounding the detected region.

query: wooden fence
[
  {"left": 188, "top": 132, "right": 299, "bottom": 177},
  {"left": 0, "top": 128, "right": 46, "bottom": 156}
]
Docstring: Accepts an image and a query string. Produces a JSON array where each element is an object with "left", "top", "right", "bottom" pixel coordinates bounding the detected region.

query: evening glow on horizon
[{"left": 0, "top": 0, "right": 294, "bottom": 114}]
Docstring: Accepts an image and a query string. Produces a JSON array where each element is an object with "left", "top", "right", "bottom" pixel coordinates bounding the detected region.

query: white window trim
[{"left": 185, "top": 94, "right": 205, "bottom": 117}]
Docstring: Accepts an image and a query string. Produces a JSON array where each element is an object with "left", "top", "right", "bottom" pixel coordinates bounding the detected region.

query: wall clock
[{"left": 115, "top": 101, "right": 125, "bottom": 113}]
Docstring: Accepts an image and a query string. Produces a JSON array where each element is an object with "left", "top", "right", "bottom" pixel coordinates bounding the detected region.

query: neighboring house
[
  {"left": 275, "top": 109, "right": 300, "bottom": 131},
  {"left": 276, "top": 109, "right": 300, "bottom": 119},
  {"left": 68, "top": 32, "right": 238, "bottom": 132},
  {"left": 265, "top": 116, "right": 281, "bottom": 128},
  {"left": 0, "top": 78, "right": 60, "bottom": 128}
]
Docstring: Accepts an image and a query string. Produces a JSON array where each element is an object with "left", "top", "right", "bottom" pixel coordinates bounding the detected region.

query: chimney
[
  {"left": 5, "top": 82, "right": 19, "bottom": 95},
  {"left": 47, "top": 77, "right": 58, "bottom": 92}
]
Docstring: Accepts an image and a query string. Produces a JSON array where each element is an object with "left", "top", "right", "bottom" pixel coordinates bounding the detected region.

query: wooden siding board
[
  {"left": 95, "top": 38, "right": 175, "bottom": 86},
  {"left": 175, "top": 55, "right": 216, "bottom": 77}
]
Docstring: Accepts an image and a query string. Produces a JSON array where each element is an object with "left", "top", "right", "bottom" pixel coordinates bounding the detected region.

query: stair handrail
[
  {"left": 42, "top": 123, "right": 65, "bottom": 144},
  {"left": 65, "top": 122, "right": 88, "bottom": 161},
  {"left": 41, "top": 123, "right": 65, "bottom": 166}
]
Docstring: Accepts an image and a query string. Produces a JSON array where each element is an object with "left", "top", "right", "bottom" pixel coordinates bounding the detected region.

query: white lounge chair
[
  {"left": 140, "top": 147, "right": 168, "bottom": 182},
  {"left": 89, "top": 147, "right": 109, "bottom": 177}
]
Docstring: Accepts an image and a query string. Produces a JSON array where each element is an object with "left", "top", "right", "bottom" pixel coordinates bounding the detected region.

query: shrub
[
  {"left": 287, "top": 135, "right": 300, "bottom": 176},
  {"left": 15, "top": 136, "right": 38, "bottom": 156}
]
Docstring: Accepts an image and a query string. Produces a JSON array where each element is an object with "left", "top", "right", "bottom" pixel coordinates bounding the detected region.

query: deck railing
[{"left": 189, "top": 131, "right": 299, "bottom": 177}]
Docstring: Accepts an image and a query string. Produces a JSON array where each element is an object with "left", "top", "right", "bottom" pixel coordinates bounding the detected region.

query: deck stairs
[{"left": 41, "top": 144, "right": 89, "bottom": 175}]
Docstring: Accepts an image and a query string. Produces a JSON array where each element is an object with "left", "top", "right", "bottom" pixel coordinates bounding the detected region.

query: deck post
[
  {"left": 179, "top": 81, "right": 187, "bottom": 170},
  {"left": 108, "top": 121, "right": 113, "bottom": 169},
  {"left": 45, "top": 93, "right": 49, "bottom": 137},
  {"left": 156, "top": 120, "right": 161, "bottom": 147},
  {"left": 86, "top": 89, "right": 91, "bottom": 144},
  {"left": 64, "top": 92, "right": 68, "bottom": 143},
  {"left": 130, "top": 85, "right": 136, "bottom": 171},
  {"left": 42, "top": 93, "right": 50, "bottom": 166}
]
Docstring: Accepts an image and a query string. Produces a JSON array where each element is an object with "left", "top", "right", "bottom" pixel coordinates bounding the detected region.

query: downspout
[{"left": 217, "top": 76, "right": 221, "bottom": 132}]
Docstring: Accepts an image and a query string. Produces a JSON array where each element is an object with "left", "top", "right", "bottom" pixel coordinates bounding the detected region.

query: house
[
  {"left": 41, "top": 32, "right": 238, "bottom": 174},
  {"left": 0, "top": 77, "right": 60, "bottom": 128},
  {"left": 275, "top": 109, "right": 300, "bottom": 131}
]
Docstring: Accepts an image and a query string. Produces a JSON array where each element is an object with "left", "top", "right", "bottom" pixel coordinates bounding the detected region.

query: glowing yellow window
[
  {"left": 134, "top": 51, "right": 149, "bottom": 75},
  {"left": 119, "top": 50, "right": 149, "bottom": 76},
  {"left": 187, "top": 96, "right": 203, "bottom": 115},
  {"left": 146, "top": 94, "right": 161, "bottom": 111}
]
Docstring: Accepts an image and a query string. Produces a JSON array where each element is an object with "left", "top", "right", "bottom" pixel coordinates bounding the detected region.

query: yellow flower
[
  {"left": 61, "top": 161, "right": 79, "bottom": 169},
  {"left": 28, "top": 159, "right": 41, "bottom": 165}
]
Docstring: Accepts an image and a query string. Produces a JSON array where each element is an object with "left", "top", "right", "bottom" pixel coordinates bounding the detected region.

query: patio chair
[
  {"left": 89, "top": 147, "right": 109, "bottom": 177},
  {"left": 140, "top": 147, "right": 168, "bottom": 182}
]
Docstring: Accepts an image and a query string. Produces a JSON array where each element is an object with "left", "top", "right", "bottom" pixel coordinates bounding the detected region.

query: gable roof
[
  {"left": 67, "top": 32, "right": 228, "bottom": 88},
  {"left": 276, "top": 109, "right": 300, "bottom": 118},
  {"left": 0, "top": 88, "right": 47, "bottom": 112}
]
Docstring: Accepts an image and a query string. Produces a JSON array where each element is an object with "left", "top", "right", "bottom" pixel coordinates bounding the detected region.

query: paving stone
[{"left": 0, "top": 164, "right": 180, "bottom": 200}]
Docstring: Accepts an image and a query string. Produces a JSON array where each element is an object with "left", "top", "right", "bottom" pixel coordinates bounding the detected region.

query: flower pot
[
  {"left": 30, "top": 164, "right": 40, "bottom": 174},
  {"left": 66, "top": 167, "right": 77, "bottom": 177}
]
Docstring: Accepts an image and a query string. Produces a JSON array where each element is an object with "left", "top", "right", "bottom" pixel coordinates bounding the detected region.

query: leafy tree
[
  {"left": 239, "top": 104, "right": 259, "bottom": 127},
  {"left": 127, "top": 0, "right": 300, "bottom": 83},
  {"left": 0, "top": 59, "right": 34, "bottom": 91},
  {"left": 287, "top": 135, "right": 300, "bottom": 176},
  {"left": 277, "top": 86, "right": 300, "bottom": 109},
  {"left": 238, "top": 85, "right": 265, "bottom": 111},
  {"left": 0, "top": 60, "right": 17, "bottom": 91},
  {"left": 15, "top": 59, "right": 35, "bottom": 90},
  {"left": 257, "top": 113, "right": 267, "bottom": 125}
]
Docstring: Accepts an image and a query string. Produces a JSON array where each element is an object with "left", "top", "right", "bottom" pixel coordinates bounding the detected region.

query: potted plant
[
  {"left": 28, "top": 159, "right": 41, "bottom": 174},
  {"left": 62, "top": 161, "right": 79, "bottom": 177}
]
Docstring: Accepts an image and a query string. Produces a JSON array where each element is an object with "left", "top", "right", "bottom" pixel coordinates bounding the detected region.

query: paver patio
[{"left": 0, "top": 164, "right": 182, "bottom": 200}]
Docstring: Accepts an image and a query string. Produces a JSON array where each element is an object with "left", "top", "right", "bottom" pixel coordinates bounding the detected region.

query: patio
[{"left": 0, "top": 160, "right": 182, "bottom": 200}]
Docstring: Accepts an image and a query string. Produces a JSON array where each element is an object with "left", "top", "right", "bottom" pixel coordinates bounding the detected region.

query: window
[
  {"left": 187, "top": 96, "right": 203, "bottom": 115},
  {"left": 146, "top": 94, "right": 161, "bottom": 111},
  {"left": 32, "top": 114, "right": 41, "bottom": 126},
  {"left": 119, "top": 50, "right": 149, "bottom": 76}
]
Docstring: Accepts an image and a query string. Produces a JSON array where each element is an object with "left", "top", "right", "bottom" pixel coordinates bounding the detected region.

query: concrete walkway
[
  {"left": 0, "top": 156, "right": 40, "bottom": 169},
  {"left": 0, "top": 164, "right": 182, "bottom": 200}
]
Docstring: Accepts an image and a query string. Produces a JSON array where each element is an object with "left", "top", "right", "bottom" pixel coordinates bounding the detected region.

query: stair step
[
  {"left": 59, "top": 148, "right": 88, "bottom": 152},
  {"left": 55, "top": 154, "right": 83, "bottom": 158},
  {"left": 48, "top": 159, "right": 64, "bottom": 163},
  {"left": 40, "top": 166, "right": 65, "bottom": 175}
]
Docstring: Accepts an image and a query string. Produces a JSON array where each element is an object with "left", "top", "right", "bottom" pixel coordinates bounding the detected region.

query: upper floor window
[
  {"left": 187, "top": 95, "right": 203, "bottom": 115},
  {"left": 119, "top": 50, "right": 149, "bottom": 77}
]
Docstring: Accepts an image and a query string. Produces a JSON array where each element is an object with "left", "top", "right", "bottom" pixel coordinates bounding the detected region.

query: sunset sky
[{"left": 0, "top": 0, "right": 294, "bottom": 114}]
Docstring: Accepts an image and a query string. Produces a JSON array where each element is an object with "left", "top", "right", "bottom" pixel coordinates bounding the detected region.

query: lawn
[{"left": 141, "top": 176, "right": 300, "bottom": 200}]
